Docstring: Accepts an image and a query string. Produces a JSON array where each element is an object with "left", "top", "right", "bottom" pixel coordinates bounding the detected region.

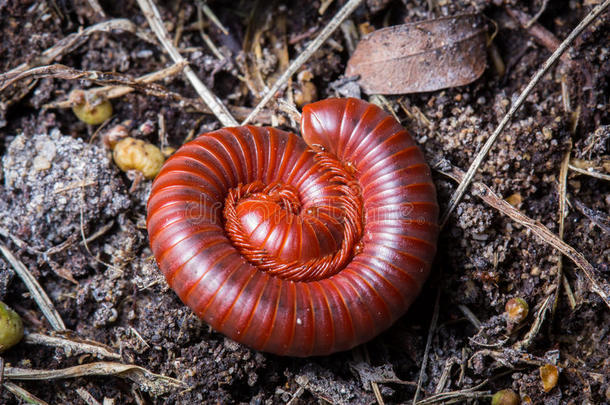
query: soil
[{"left": 0, "top": 0, "right": 608, "bottom": 404}]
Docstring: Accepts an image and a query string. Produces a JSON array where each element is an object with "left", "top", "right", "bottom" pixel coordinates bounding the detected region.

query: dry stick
[
  {"left": 44, "top": 62, "right": 187, "bottom": 109},
  {"left": 198, "top": 0, "right": 229, "bottom": 35},
  {"left": 135, "top": 0, "right": 237, "bottom": 127},
  {"left": 440, "top": 0, "right": 610, "bottom": 228},
  {"left": 442, "top": 167, "right": 610, "bottom": 309},
  {"left": 242, "top": 0, "right": 364, "bottom": 125},
  {"left": 568, "top": 164, "right": 610, "bottom": 181},
  {"left": 3, "top": 381, "right": 49, "bottom": 405},
  {"left": 0, "top": 245, "right": 66, "bottom": 331},
  {"left": 552, "top": 148, "right": 573, "bottom": 320},
  {"left": 412, "top": 287, "right": 441, "bottom": 404}
]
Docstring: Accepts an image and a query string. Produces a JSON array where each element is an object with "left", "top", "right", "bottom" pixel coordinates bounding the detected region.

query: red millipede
[{"left": 146, "top": 98, "right": 439, "bottom": 356}]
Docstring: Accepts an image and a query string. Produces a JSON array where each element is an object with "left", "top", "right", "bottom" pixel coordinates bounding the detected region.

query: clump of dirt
[{"left": 1, "top": 129, "right": 130, "bottom": 249}]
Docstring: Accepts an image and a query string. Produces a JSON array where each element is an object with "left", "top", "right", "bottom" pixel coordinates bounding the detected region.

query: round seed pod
[
  {"left": 491, "top": 389, "right": 520, "bottom": 405},
  {"left": 0, "top": 302, "right": 24, "bottom": 352},
  {"left": 505, "top": 297, "right": 529, "bottom": 324},
  {"left": 70, "top": 89, "right": 113, "bottom": 125}
]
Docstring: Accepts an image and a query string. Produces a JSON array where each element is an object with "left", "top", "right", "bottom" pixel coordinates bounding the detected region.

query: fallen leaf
[{"left": 346, "top": 14, "right": 487, "bottom": 94}]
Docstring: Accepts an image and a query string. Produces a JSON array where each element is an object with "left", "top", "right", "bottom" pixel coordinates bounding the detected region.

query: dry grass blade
[
  {"left": 135, "top": 0, "right": 237, "bottom": 126},
  {"left": 2, "top": 63, "right": 267, "bottom": 122},
  {"left": 5, "top": 362, "right": 185, "bottom": 396},
  {"left": 552, "top": 147, "right": 572, "bottom": 319},
  {"left": 242, "top": 0, "right": 364, "bottom": 125},
  {"left": 415, "top": 381, "right": 489, "bottom": 405},
  {"left": 0, "top": 244, "right": 66, "bottom": 331},
  {"left": 440, "top": 0, "right": 610, "bottom": 227},
  {"left": 44, "top": 62, "right": 187, "bottom": 109},
  {"left": 440, "top": 166, "right": 610, "bottom": 309},
  {"left": 514, "top": 296, "right": 553, "bottom": 350},
  {"left": 412, "top": 288, "right": 441, "bottom": 404},
  {"left": 24, "top": 333, "right": 121, "bottom": 360},
  {"left": 3, "top": 381, "right": 49, "bottom": 405}
]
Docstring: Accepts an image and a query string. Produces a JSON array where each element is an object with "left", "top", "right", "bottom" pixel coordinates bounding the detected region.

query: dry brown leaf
[{"left": 346, "top": 14, "right": 487, "bottom": 94}]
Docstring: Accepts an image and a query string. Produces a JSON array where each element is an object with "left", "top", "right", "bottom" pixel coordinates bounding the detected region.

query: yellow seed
[
  {"left": 0, "top": 301, "right": 24, "bottom": 352},
  {"left": 161, "top": 146, "right": 176, "bottom": 158},
  {"left": 491, "top": 389, "right": 520, "bottom": 405},
  {"left": 540, "top": 364, "right": 559, "bottom": 392},
  {"left": 70, "top": 89, "right": 113, "bottom": 125},
  {"left": 505, "top": 192, "right": 522, "bottom": 208},
  {"left": 294, "top": 81, "right": 318, "bottom": 108},
  {"left": 505, "top": 297, "right": 529, "bottom": 323},
  {"left": 113, "top": 137, "right": 165, "bottom": 179}
]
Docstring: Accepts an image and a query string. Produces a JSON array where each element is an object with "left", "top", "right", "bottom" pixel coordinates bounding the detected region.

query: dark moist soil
[{"left": 0, "top": 0, "right": 608, "bottom": 404}]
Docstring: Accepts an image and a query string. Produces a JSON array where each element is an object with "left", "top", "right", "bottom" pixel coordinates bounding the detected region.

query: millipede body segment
[{"left": 146, "top": 98, "right": 439, "bottom": 356}]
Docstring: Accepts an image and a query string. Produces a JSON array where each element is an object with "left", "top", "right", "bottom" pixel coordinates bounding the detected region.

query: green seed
[
  {"left": 0, "top": 301, "right": 24, "bottom": 352},
  {"left": 491, "top": 389, "right": 520, "bottom": 405}
]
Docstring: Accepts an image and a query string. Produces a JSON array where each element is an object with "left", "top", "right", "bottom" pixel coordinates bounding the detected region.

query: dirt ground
[{"left": 0, "top": 0, "right": 608, "bottom": 404}]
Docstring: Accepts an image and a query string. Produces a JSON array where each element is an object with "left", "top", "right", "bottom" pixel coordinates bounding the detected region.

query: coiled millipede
[{"left": 147, "top": 98, "right": 439, "bottom": 356}]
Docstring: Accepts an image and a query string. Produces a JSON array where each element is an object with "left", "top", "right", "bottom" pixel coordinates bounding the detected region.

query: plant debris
[{"left": 346, "top": 14, "right": 487, "bottom": 94}]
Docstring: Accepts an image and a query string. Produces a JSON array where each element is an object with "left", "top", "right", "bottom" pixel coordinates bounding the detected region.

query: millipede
[{"left": 146, "top": 97, "right": 439, "bottom": 356}]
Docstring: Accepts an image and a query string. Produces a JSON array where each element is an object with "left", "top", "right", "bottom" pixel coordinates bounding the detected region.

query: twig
[
  {"left": 440, "top": 165, "right": 610, "bottom": 309},
  {"left": 135, "top": 0, "right": 237, "bottom": 126},
  {"left": 551, "top": 147, "right": 572, "bottom": 321},
  {"left": 196, "top": 4, "right": 225, "bottom": 60},
  {"left": 0, "top": 244, "right": 66, "bottom": 331},
  {"left": 76, "top": 387, "right": 102, "bottom": 405},
  {"left": 440, "top": 0, "right": 610, "bottom": 227},
  {"left": 568, "top": 164, "right": 610, "bottom": 181},
  {"left": 3, "top": 382, "right": 49, "bottom": 405},
  {"left": 242, "top": 0, "right": 364, "bottom": 125},
  {"left": 412, "top": 288, "right": 441, "bottom": 404},
  {"left": 44, "top": 62, "right": 187, "bottom": 109},
  {"left": 85, "top": 0, "right": 106, "bottom": 18},
  {"left": 525, "top": 0, "right": 549, "bottom": 28},
  {"left": 198, "top": 0, "right": 228, "bottom": 35},
  {"left": 514, "top": 296, "right": 552, "bottom": 350},
  {"left": 458, "top": 304, "right": 482, "bottom": 329},
  {"left": 362, "top": 346, "right": 385, "bottom": 405}
]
